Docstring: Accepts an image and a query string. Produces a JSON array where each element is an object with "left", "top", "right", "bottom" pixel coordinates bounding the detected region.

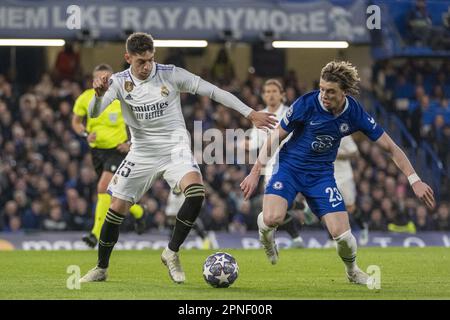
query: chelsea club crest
[{"left": 340, "top": 122, "right": 349, "bottom": 134}]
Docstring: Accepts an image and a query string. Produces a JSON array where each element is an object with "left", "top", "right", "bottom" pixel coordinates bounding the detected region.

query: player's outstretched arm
[
  {"left": 196, "top": 79, "right": 278, "bottom": 130},
  {"left": 240, "top": 125, "right": 289, "bottom": 200},
  {"left": 88, "top": 72, "right": 117, "bottom": 118},
  {"left": 375, "top": 132, "right": 435, "bottom": 209}
]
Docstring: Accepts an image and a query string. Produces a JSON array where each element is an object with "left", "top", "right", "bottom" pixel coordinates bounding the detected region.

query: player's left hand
[
  {"left": 117, "top": 142, "right": 130, "bottom": 153},
  {"left": 240, "top": 171, "right": 260, "bottom": 200},
  {"left": 412, "top": 181, "right": 435, "bottom": 209},
  {"left": 248, "top": 111, "right": 278, "bottom": 130}
]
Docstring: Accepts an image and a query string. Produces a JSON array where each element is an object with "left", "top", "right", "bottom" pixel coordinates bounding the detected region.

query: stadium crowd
[
  {"left": 0, "top": 52, "right": 449, "bottom": 234},
  {"left": 374, "top": 59, "right": 450, "bottom": 165}
]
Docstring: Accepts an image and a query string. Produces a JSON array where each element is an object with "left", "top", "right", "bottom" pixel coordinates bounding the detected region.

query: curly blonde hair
[{"left": 320, "top": 61, "right": 361, "bottom": 96}]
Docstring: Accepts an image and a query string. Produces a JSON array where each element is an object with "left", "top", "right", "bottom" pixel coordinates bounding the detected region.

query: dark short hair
[
  {"left": 126, "top": 32, "right": 155, "bottom": 55},
  {"left": 93, "top": 64, "right": 113, "bottom": 74}
]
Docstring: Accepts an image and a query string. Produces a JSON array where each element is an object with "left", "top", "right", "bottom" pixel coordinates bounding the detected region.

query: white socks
[
  {"left": 257, "top": 212, "right": 276, "bottom": 241},
  {"left": 334, "top": 230, "right": 357, "bottom": 272}
]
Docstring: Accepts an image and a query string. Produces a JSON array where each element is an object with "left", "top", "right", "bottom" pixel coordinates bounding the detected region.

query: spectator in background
[
  {"left": 164, "top": 48, "right": 186, "bottom": 69},
  {"left": 204, "top": 201, "right": 228, "bottom": 231},
  {"left": 1, "top": 201, "right": 20, "bottom": 231},
  {"left": 414, "top": 205, "right": 435, "bottom": 231},
  {"left": 22, "top": 200, "right": 44, "bottom": 230},
  {"left": 42, "top": 202, "right": 67, "bottom": 231},
  {"left": 434, "top": 203, "right": 450, "bottom": 231},
  {"left": 0, "top": 74, "right": 12, "bottom": 99},
  {"left": 427, "top": 114, "right": 446, "bottom": 148},
  {"left": 34, "top": 73, "right": 54, "bottom": 99},
  {"left": 437, "top": 125, "right": 450, "bottom": 166},
  {"left": 149, "top": 210, "right": 167, "bottom": 232},
  {"left": 430, "top": 8, "right": 450, "bottom": 50},
  {"left": 233, "top": 200, "right": 257, "bottom": 231},
  {"left": 53, "top": 42, "right": 81, "bottom": 82},
  {"left": 6, "top": 216, "right": 22, "bottom": 233},
  {"left": 369, "top": 208, "right": 387, "bottom": 231},
  {"left": 211, "top": 48, "right": 235, "bottom": 85},
  {"left": 405, "top": 0, "right": 433, "bottom": 46},
  {"left": 67, "top": 198, "right": 91, "bottom": 231}
]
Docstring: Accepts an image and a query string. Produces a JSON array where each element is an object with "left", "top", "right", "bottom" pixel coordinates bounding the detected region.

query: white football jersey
[
  {"left": 248, "top": 104, "right": 290, "bottom": 181},
  {"left": 103, "top": 62, "right": 200, "bottom": 160},
  {"left": 334, "top": 135, "right": 358, "bottom": 183}
]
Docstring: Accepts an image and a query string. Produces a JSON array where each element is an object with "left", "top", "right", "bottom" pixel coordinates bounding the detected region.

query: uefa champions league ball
[{"left": 202, "top": 252, "right": 239, "bottom": 288}]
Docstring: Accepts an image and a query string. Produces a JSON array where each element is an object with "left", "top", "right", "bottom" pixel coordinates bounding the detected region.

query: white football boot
[
  {"left": 79, "top": 266, "right": 108, "bottom": 283},
  {"left": 161, "top": 247, "right": 186, "bottom": 284},
  {"left": 259, "top": 229, "right": 279, "bottom": 265},
  {"left": 346, "top": 267, "right": 370, "bottom": 285}
]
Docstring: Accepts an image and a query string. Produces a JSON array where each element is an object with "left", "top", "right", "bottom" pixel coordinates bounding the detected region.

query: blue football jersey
[{"left": 279, "top": 90, "right": 384, "bottom": 172}]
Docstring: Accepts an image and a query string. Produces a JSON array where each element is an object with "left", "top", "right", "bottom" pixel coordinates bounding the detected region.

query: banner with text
[
  {"left": 1, "top": 231, "right": 449, "bottom": 250},
  {"left": 0, "top": 0, "right": 370, "bottom": 42}
]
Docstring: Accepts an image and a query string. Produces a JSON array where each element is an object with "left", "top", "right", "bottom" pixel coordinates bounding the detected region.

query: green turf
[{"left": 0, "top": 247, "right": 449, "bottom": 299}]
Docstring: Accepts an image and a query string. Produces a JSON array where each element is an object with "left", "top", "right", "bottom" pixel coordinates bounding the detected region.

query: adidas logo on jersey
[{"left": 125, "top": 94, "right": 133, "bottom": 100}]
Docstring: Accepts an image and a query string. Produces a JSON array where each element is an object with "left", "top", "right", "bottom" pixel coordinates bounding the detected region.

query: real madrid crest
[
  {"left": 161, "top": 85, "right": 169, "bottom": 97},
  {"left": 124, "top": 81, "right": 134, "bottom": 93},
  {"left": 340, "top": 122, "right": 349, "bottom": 134}
]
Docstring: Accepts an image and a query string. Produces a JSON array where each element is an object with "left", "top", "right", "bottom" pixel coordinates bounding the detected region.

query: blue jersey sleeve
[
  {"left": 280, "top": 97, "right": 309, "bottom": 133},
  {"left": 354, "top": 102, "right": 384, "bottom": 141}
]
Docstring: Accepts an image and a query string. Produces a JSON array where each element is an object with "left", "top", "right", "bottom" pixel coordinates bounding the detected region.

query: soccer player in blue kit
[{"left": 240, "top": 61, "right": 435, "bottom": 285}]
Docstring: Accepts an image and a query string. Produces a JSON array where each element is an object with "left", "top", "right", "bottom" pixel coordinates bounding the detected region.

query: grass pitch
[{"left": 0, "top": 247, "right": 449, "bottom": 300}]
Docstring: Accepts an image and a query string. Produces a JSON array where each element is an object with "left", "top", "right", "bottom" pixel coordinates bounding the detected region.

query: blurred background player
[
  {"left": 71, "top": 63, "right": 146, "bottom": 248},
  {"left": 246, "top": 79, "right": 304, "bottom": 248},
  {"left": 334, "top": 135, "right": 369, "bottom": 245},
  {"left": 165, "top": 186, "right": 211, "bottom": 249}
]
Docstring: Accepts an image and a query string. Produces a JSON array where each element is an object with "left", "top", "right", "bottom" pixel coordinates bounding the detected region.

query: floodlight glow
[
  {"left": 272, "top": 41, "right": 349, "bottom": 48},
  {"left": 0, "top": 39, "right": 66, "bottom": 46}
]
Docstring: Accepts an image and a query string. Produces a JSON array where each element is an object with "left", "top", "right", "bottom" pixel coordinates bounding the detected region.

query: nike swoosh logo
[
  {"left": 332, "top": 202, "right": 342, "bottom": 208},
  {"left": 310, "top": 121, "right": 322, "bottom": 125}
]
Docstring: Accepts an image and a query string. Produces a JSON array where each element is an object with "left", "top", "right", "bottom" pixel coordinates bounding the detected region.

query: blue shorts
[{"left": 265, "top": 165, "right": 346, "bottom": 219}]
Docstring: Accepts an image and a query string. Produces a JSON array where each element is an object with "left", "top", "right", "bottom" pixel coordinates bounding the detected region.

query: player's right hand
[
  {"left": 93, "top": 72, "right": 110, "bottom": 97},
  {"left": 248, "top": 111, "right": 278, "bottom": 130},
  {"left": 240, "top": 171, "right": 260, "bottom": 200}
]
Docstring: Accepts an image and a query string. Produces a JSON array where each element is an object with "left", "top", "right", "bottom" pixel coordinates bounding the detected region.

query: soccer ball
[{"left": 202, "top": 252, "right": 239, "bottom": 288}]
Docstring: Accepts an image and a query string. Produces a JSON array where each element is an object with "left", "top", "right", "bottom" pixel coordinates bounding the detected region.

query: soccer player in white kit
[
  {"left": 334, "top": 135, "right": 368, "bottom": 245},
  {"left": 79, "top": 32, "right": 277, "bottom": 284},
  {"left": 246, "top": 79, "right": 304, "bottom": 248}
]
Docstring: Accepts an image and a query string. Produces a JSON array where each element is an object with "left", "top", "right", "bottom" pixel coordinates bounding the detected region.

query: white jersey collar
[
  {"left": 264, "top": 104, "right": 287, "bottom": 117},
  {"left": 128, "top": 61, "right": 156, "bottom": 84},
  {"left": 317, "top": 93, "right": 349, "bottom": 117}
]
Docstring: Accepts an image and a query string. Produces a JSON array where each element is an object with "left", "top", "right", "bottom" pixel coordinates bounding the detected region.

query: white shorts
[
  {"left": 107, "top": 146, "right": 200, "bottom": 204},
  {"left": 336, "top": 178, "right": 356, "bottom": 207},
  {"left": 166, "top": 191, "right": 185, "bottom": 217}
]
